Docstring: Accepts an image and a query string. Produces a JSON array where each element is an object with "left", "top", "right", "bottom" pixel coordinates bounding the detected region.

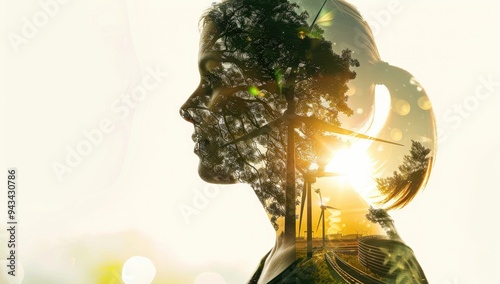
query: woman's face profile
[
  {"left": 179, "top": 22, "right": 278, "bottom": 184},
  {"left": 179, "top": 19, "right": 348, "bottom": 187},
  {"left": 179, "top": 31, "right": 237, "bottom": 184}
]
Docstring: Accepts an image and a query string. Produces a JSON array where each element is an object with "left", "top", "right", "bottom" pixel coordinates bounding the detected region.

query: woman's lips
[
  {"left": 197, "top": 139, "right": 210, "bottom": 155},
  {"left": 192, "top": 133, "right": 210, "bottom": 157},
  {"left": 191, "top": 132, "right": 199, "bottom": 143}
]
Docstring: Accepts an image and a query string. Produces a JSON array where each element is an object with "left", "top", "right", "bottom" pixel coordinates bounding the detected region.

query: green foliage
[
  {"left": 366, "top": 207, "right": 400, "bottom": 240},
  {"left": 293, "top": 249, "right": 344, "bottom": 283},
  {"left": 376, "top": 140, "right": 432, "bottom": 209}
]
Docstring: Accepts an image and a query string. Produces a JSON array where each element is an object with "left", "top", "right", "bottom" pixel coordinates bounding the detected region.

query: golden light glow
[
  {"left": 322, "top": 85, "right": 390, "bottom": 199},
  {"left": 327, "top": 210, "right": 342, "bottom": 234},
  {"left": 324, "top": 146, "right": 376, "bottom": 198}
]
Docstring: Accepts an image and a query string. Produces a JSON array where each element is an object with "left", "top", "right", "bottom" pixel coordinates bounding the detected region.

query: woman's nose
[
  {"left": 179, "top": 107, "right": 194, "bottom": 123},
  {"left": 179, "top": 84, "right": 208, "bottom": 123}
]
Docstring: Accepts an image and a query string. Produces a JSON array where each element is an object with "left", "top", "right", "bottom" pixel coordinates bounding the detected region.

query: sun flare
[
  {"left": 322, "top": 85, "right": 391, "bottom": 198},
  {"left": 324, "top": 146, "right": 377, "bottom": 197}
]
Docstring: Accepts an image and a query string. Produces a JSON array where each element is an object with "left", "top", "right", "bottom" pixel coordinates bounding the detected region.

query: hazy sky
[{"left": 2, "top": 0, "right": 500, "bottom": 283}]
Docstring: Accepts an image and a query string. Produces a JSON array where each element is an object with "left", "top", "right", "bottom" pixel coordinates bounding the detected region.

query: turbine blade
[
  {"left": 294, "top": 115, "right": 403, "bottom": 146},
  {"left": 318, "top": 172, "right": 343, "bottom": 177},
  {"left": 221, "top": 117, "right": 284, "bottom": 147},
  {"left": 310, "top": 0, "right": 329, "bottom": 30},
  {"left": 316, "top": 210, "right": 324, "bottom": 232},
  {"left": 298, "top": 185, "right": 307, "bottom": 235},
  {"left": 324, "top": 205, "right": 340, "bottom": 211}
]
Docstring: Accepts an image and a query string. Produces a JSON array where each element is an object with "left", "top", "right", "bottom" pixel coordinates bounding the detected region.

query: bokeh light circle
[
  {"left": 122, "top": 256, "right": 156, "bottom": 284},
  {"left": 395, "top": 99, "right": 411, "bottom": 116},
  {"left": 390, "top": 128, "right": 403, "bottom": 142},
  {"left": 418, "top": 96, "right": 432, "bottom": 110}
]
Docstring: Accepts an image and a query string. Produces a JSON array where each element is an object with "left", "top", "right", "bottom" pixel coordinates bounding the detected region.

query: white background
[{"left": 1, "top": 0, "right": 500, "bottom": 283}]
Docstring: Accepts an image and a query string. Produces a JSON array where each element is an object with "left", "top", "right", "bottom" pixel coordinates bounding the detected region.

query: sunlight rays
[{"left": 324, "top": 85, "right": 391, "bottom": 199}]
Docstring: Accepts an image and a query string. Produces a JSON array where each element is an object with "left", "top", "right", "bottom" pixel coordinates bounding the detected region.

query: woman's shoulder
[{"left": 249, "top": 238, "right": 428, "bottom": 284}]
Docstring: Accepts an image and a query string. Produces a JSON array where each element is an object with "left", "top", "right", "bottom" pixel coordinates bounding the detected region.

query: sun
[
  {"left": 322, "top": 84, "right": 391, "bottom": 198},
  {"left": 324, "top": 145, "right": 377, "bottom": 197}
]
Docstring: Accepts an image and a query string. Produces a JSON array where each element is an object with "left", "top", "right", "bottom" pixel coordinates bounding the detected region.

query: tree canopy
[{"left": 182, "top": 0, "right": 359, "bottom": 228}]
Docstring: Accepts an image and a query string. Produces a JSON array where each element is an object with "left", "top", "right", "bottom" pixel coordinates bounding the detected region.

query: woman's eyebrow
[{"left": 199, "top": 54, "right": 221, "bottom": 73}]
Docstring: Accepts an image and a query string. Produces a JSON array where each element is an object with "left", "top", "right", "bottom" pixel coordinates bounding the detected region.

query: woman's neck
[{"left": 257, "top": 231, "right": 297, "bottom": 284}]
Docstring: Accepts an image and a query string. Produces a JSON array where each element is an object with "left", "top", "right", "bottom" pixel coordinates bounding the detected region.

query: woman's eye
[{"left": 203, "top": 74, "right": 222, "bottom": 89}]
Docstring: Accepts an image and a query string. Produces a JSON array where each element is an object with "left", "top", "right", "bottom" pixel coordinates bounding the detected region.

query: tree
[
  {"left": 184, "top": 0, "right": 359, "bottom": 228},
  {"left": 376, "top": 140, "right": 433, "bottom": 209},
  {"left": 366, "top": 206, "right": 401, "bottom": 240}
]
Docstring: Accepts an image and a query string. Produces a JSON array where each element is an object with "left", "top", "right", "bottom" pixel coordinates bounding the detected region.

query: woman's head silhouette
[
  {"left": 180, "top": 0, "right": 436, "bottom": 282},
  {"left": 181, "top": 0, "right": 436, "bottom": 212}
]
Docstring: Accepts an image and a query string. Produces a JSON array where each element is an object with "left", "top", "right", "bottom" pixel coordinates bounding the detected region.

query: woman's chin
[{"left": 198, "top": 163, "right": 238, "bottom": 184}]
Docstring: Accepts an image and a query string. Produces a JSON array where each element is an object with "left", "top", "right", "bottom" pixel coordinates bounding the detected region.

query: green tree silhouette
[{"left": 376, "top": 140, "right": 432, "bottom": 209}]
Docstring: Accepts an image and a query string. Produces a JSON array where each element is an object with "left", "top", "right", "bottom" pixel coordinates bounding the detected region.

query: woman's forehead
[
  {"left": 198, "top": 22, "right": 230, "bottom": 73},
  {"left": 199, "top": 21, "right": 220, "bottom": 55}
]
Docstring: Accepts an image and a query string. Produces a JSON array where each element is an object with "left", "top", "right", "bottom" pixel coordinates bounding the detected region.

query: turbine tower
[{"left": 315, "top": 188, "right": 340, "bottom": 249}]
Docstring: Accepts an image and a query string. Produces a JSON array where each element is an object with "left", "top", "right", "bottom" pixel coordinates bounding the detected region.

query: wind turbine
[
  {"left": 315, "top": 188, "right": 340, "bottom": 249},
  {"left": 299, "top": 174, "right": 316, "bottom": 258},
  {"left": 298, "top": 169, "right": 342, "bottom": 257}
]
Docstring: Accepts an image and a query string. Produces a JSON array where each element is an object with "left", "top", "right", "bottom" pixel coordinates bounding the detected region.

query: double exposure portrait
[
  {"left": 181, "top": 0, "right": 435, "bottom": 283},
  {"left": 10, "top": 0, "right": 500, "bottom": 283}
]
